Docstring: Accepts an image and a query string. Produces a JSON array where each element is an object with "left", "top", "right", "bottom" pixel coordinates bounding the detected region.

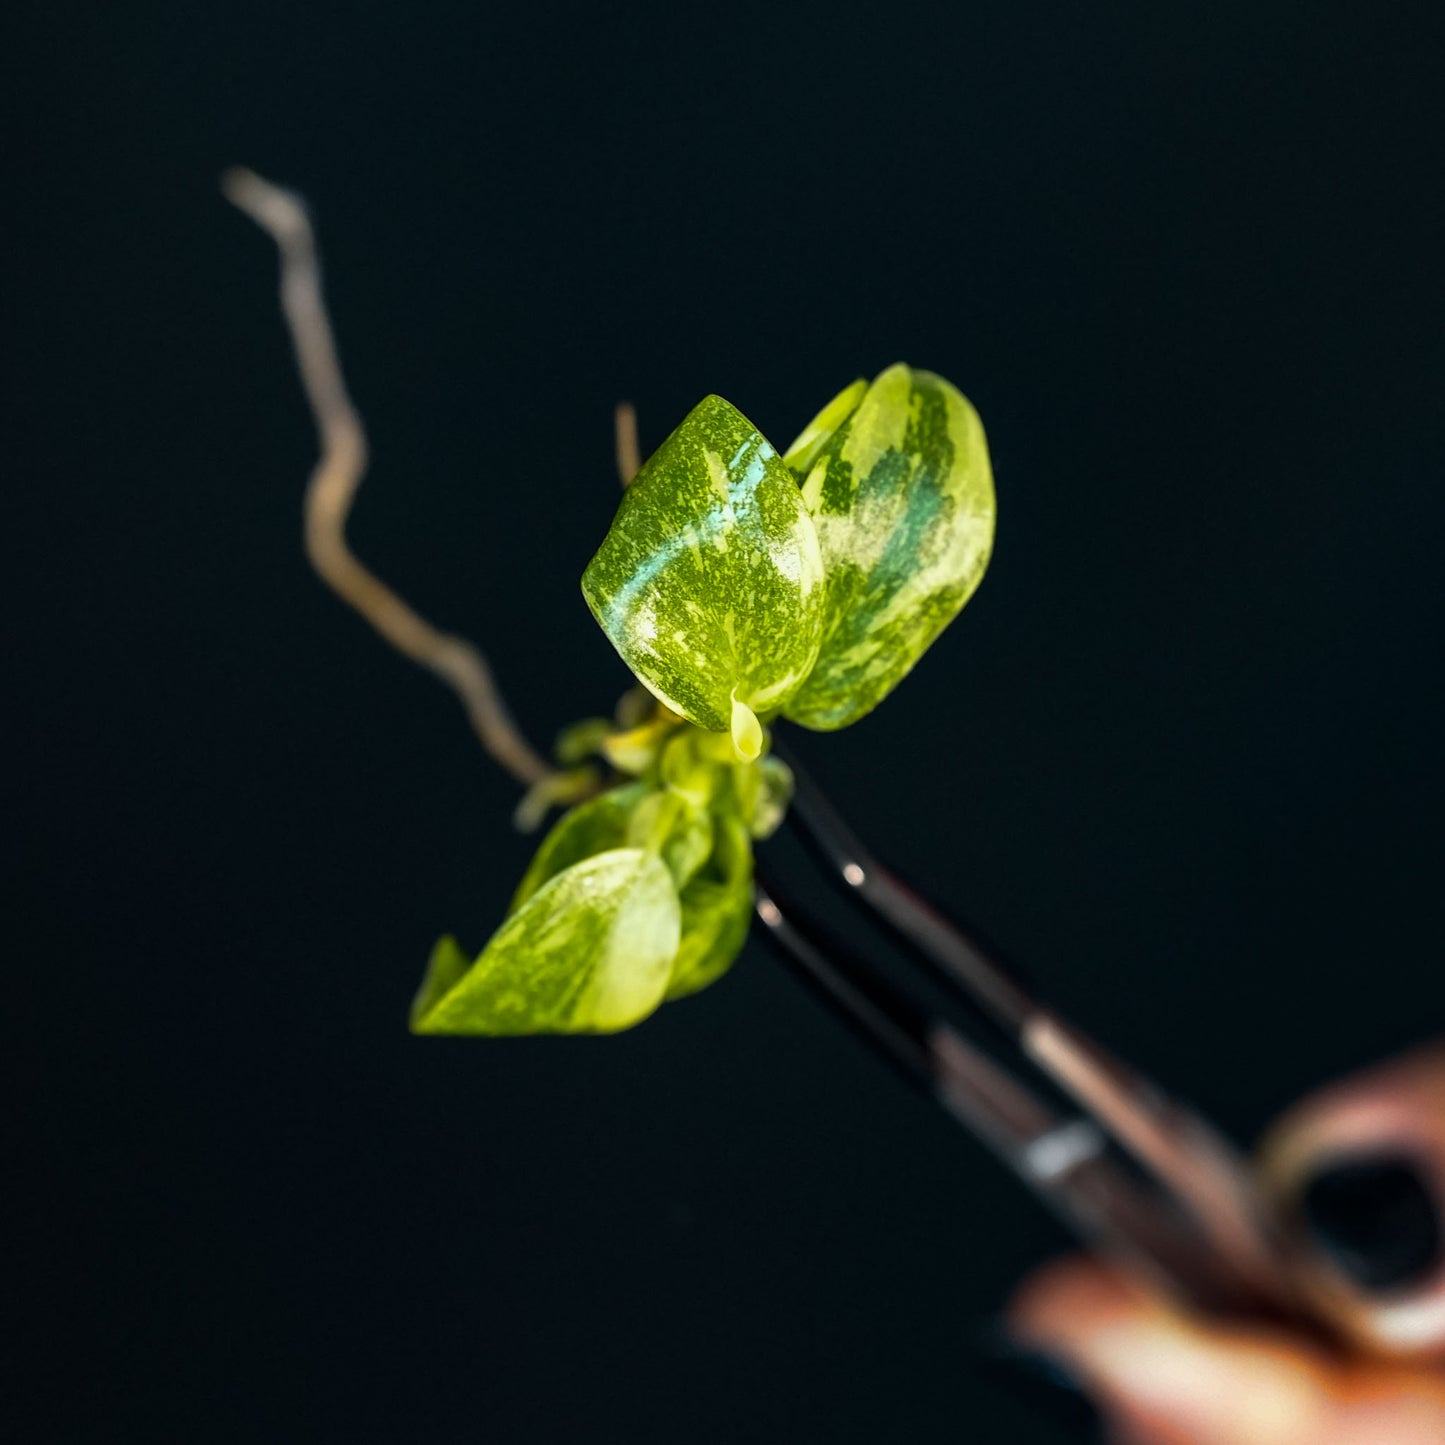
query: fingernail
[
  {"left": 1299, "top": 1153, "right": 1443, "bottom": 1292},
  {"left": 970, "top": 1330, "right": 1103, "bottom": 1439}
]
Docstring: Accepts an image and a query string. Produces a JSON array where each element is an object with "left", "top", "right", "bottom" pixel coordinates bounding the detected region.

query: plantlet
[{"left": 227, "top": 172, "right": 996, "bottom": 1037}]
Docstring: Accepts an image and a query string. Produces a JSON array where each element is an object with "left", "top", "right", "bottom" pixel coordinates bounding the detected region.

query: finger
[
  {"left": 1257, "top": 1040, "right": 1445, "bottom": 1358},
  {"left": 1008, "top": 1253, "right": 1445, "bottom": 1445}
]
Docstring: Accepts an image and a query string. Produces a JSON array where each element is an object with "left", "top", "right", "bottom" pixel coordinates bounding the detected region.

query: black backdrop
[{"left": 9, "top": 2, "right": 1445, "bottom": 1441}]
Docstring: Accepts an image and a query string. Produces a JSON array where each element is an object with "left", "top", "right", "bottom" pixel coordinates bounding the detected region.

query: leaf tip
[
  {"left": 730, "top": 693, "right": 763, "bottom": 761},
  {"left": 409, "top": 933, "right": 471, "bottom": 1033}
]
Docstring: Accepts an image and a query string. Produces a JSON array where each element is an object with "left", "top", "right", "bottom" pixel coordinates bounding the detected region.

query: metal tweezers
[{"left": 755, "top": 743, "right": 1304, "bottom": 1324}]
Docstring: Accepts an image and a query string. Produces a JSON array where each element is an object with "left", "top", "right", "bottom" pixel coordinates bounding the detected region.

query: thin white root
[{"left": 222, "top": 167, "right": 555, "bottom": 788}]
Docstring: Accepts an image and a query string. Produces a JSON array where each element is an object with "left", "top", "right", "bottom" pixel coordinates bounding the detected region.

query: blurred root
[
  {"left": 614, "top": 401, "right": 640, "bottom": 486},
  {"left": 222, "top": 168, "right": 555, "bottom": 788}
]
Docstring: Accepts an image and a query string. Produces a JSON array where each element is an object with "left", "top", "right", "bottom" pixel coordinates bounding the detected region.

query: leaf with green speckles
[
  {"left": 666, "top": 810, "right": 754, "bottom": 1001},
  {"left": 582, "top": 394, "right": 825, "bottom": 758},
  {"left": 413, "top": 849, "right": 681, "bottom": 1035},
  {"left": 509, "top": 780, "right": 648, "bottom": 913},
  {"left": 783, "top": 364, "right": 995, "bottom": 731},
  {"left": 782, "top": 377, "right": 867, "bottom": 476}
]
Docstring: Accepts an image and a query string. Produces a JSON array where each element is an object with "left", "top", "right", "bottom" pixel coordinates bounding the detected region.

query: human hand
[{"left": 1007, "top": 1042, "right": 1445, "bottom": 1443}]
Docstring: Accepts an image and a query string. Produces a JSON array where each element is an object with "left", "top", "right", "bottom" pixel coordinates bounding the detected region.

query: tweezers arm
[
  {"left": 776, "top": 744, "right": 1035, "bottom": 1031},
  {"left": 756, "top": 874, "right": 1273, "bottom": 1315},
  {"left": 1021, "top": 1013, "right": 1288, "bottom": 1309},
  {"left": 928, "top": 1027, "right": 1276, "bottom": 1315},
  {"left": 773, "top": 743, "right": 1296, "bottom": 1317}
]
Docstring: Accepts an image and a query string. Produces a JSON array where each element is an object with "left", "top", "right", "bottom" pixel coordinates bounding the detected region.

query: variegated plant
[
  {"left": 411, "top": 363, "right": 996, "bottom": 1036},
  {"left": 228, "top": 178, "right": 996, "bottom": 1039}
]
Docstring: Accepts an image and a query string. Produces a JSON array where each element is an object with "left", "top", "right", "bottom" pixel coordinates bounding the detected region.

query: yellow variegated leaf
[
  {"left": 784, "top": 364, "right": 995, "bottom": 730},
  {"left": 582, "top": 394, "right": 825, "bottom": 757},
  {"left": 413, "top": 849, "right": 681, "bottom": 1035}
]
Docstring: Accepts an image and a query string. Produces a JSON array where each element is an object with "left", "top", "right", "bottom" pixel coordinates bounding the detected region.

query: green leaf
[
  {"left": 582, "top": 394, "right": 825, "bottom": 756},
  {"left": 413, "top": 849, "right": 681, "bottom": 1035},
  {"left": 659, "top": 726, "right": 728, "bottom": 807},
  {"left": 666, "top": 811, "right": 755, "bottom": 1001},
  {"left": 625, "top": 789, "right": 713, "bottom": 891},
  {"left": 737, "top": 752, "right": 794, "bottom": 840},
  {"left": 511, "top": 774, "right": 712, "bottom": 910},
  {"left": 782, "top": 377, "right": 867, "bottom": 475},
  {"left": 412, "top": 934, "right": 472, "bottom": 1025},
  {"left": 509, "top": 781, "right": 647, "bottom": 913},
  {"left": 783, "top": 364, "right": 996, "bottom": 731}
]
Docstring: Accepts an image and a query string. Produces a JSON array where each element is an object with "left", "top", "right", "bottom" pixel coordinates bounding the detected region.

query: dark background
[{"left": 8, "top": 2, "right": 1445, "bottom": 1440}]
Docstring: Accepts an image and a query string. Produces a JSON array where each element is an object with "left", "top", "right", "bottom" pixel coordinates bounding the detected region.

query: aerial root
[{"left": 223, "top": 168, "right": 556, "bottom": 791}]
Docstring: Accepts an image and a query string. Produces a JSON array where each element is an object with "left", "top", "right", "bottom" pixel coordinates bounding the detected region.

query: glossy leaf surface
[
  {"left": 582, "top": 394, "right": 825, "bottom": 752},
  {"left": 783, "top": 364, "right": 995, "bottom": 730},
  {"left": 414, "top": 849, "right": 681, "bottom": 1035}
]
